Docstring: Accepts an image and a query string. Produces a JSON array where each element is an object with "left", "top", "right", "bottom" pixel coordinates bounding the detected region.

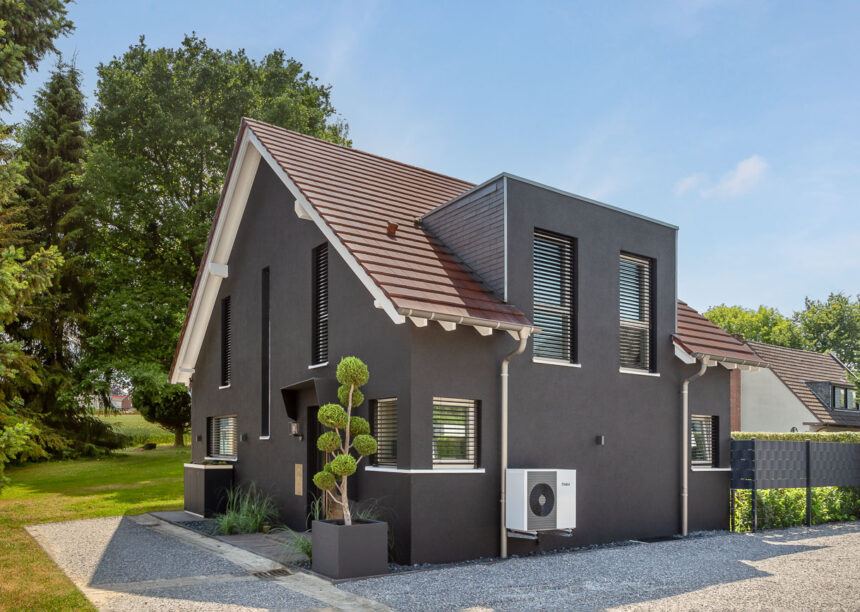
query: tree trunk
[{"left": 174, "top": 427, "right": 185, "bottom": 447}]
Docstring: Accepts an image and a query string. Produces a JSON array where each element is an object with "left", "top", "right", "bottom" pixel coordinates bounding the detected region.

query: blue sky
[{"left": 5, "top": 1, "right": 858, "bottom": 314}]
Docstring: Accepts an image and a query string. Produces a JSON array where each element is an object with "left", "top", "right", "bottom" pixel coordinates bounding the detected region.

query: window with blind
[
  {"left": 619, "top": 253, "right": 654, "bottom": 371},
  {"left": 533, "top": 230, "right": 575, "bottom": 362},
  {"left": 312, "top": 243, "right": 328, "bottom": 365},
  {"left": 371, "top": 398, "right": 397, "bottom": 467},
  {"left": 690, "top": 415, "right": 717, "bottom": 467},
  {"left": 261, "top": 268, "right": 270, "bottom": 437},
  {"left": 207, "top": 415, "right": 237, "bottom": 460},
  {"left": 432, "top": 398, "right": 479, "bottom": 469},
  {"left": 220, "top": 296, "right": 231, "bottom": 387}
]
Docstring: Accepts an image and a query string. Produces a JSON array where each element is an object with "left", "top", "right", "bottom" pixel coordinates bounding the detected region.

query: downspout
[
  {"left": 681, "top": 358, "right": 708, "bottom": 536},
  {"left": 501, "top": 330, "right": 530, "bottom": 558}
]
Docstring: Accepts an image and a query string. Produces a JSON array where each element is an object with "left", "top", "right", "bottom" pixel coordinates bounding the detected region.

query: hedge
[
  {"left": 732, "top": 431, "right": 860, "bottom": 443},
  {"left": 730, "top": 431, "right": 860, "bottom": 531}
]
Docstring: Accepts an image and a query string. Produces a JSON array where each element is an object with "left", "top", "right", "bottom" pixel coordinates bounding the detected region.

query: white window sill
[
  {"left": 218, "top": 384, "right": 231, "bottom": 390},
  {"left": 690, "top": 466, "right": 731, "bottom": 472},
  {"left": 184, "top": 462, "right": 234, "bottom": 470},
  {"left": 202, "top": 457, "right": 237, "bottom": 463},
  {"left": 364, "top": 466, "right": 486, "bottom": 474},
  {"left": 533, "top": 357, "right": 582, "bottom": 368},
  {"left": 619, "top": 367, "right": 660, "bottom": 377},
  {"left": 259, "top": 435, "right": 270, "bottom": 441},
  {"left": 308, "top": 362, "right": 328, "bottom": 370}
]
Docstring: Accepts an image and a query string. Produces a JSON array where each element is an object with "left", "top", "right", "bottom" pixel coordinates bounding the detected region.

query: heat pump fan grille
[{"left": 527, "top": 471, "right": 557, "bottom": 530}]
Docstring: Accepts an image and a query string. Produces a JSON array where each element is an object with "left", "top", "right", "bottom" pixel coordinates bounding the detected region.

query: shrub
[
  {"left": 732, "top": 431, "right": 860, "bottom": 444},
  {"left": 733, "top": 487, "right": 860, "bottom": 532},
  {"left": 215, "top": 483, "right": 279, "bottom": 534}
]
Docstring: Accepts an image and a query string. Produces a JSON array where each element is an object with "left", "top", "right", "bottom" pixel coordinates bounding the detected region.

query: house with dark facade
[
  {"left": 170, "top": 119, "right": 765, "bottom": 565},
  {"left": 734, "top": 341, "right": 859, "bottom": 432}
]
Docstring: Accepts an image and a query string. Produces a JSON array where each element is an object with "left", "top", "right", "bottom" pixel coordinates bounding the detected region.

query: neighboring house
[
  {"left": 737, "top": 341, "right": 859, "bottom": 432},
  {"left": 170, "top": 119, "right": 754, "bottom": 564}
]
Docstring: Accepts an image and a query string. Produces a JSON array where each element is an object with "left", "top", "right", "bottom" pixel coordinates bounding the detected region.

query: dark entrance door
[{"left": 306, "top": 405, "right": 325, "bottom": 522}]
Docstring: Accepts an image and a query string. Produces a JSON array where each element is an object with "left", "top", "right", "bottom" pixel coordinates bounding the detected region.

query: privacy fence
[{"left": 730, "top": 438, "right": 860, "bottom": 531}]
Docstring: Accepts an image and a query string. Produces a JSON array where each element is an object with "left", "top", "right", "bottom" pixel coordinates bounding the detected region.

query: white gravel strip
[{"left": 339, "top": 523, "right": 860, "bottom": 611}]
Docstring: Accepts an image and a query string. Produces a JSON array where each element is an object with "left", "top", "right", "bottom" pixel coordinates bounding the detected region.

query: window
[
  {"left": 312, "top": 243, "right": 328, "bottom": 365},
  {"left": 833, "top": 386, "right": 858, "bottom": 410},
  {"left": 432, "top": 398, "right": 479, "bottom": 469},
  {"left": 533, "top": 230, "right": 575, "bottom": 362},
  {"left": 371, "top": 398, "right": 398, "bottom": 467},
  {"left": 261, "top": 268, "right": 270, "bottom": 437},
  {"left": 220, "top": 296, "right": 231, "bottom": 387},
  {"left": 691, "top": 415, "right": 718, "bottom": 467},
  {"left": 207, "top": 415, "right": 237, "bottom": 460},
  {"left": 619, "top": 253, "right": 654, "bottom": 371}
]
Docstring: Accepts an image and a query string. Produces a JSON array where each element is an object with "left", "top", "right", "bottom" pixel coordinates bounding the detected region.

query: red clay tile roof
[
  {"left": 674, "top": 300, "right": 767, "bottom": 365},
  {"left": 246, "top": 119, "right": 531, "bottom": 327},
  {"left": 745, "top": 341, "right": 860, "bottom": 428}
]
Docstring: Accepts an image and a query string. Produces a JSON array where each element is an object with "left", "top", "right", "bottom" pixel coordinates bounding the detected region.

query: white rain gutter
[
  {"left": 500, "top": 330, "right": 531, "bottom": 558},
  {"left": 680, "top": 358, "right": 708, "bottom": 536}
]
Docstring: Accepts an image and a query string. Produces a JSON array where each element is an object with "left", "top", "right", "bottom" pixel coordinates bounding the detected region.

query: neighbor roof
[
  {"left": 745, "top": 341, "right": 860, "bottom": 427},
  {"left": 673, "top": 301, "right": 767, "bottom": 366}
]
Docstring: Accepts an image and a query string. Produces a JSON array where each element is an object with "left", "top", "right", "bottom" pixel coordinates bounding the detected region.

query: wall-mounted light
[
  {"left": 241, "top": 433, "right": 248, "bottom": 442},
  {"left": 595, "top": 435, "right": 605, "bottom": 446},
  {"left": 290, "top": 421, "right": 303, "bottom": 441},
  {"left": 196, "top": 434, "right": 202, "bottom": 442}
]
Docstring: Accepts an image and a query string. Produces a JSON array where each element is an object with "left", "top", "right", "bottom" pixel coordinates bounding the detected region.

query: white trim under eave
[
  {"left": 170, "top": 141, "right": 261, "bottom": 385},
  {"left": 245, "top": 128, "right": 406, "bottom": 326}
]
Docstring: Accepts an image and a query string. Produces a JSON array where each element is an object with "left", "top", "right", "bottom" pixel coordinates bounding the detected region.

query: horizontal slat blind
[
  {"left": 220, "top": 296, "right": 231, "bottom": 386},
  {"left": 207, "top": 415, "right": 237, "bottom": 459},
  {"left": 312, "top": 243, "right": 329, "bottom": 365},
  {"left": 372, "top": 398, "right": 398, "bottom": 467},
  {"left": 533, "top": 231, "right": 575, "bottom": 362},
  {"left": 691, "top": 415, "right": 717, "bottom": 466},
  {"left": 432, "top": 398, "right": 479, "bottom": 468},
  {"left": 619, "top": 253, "right": 653, "bottom": 371}
]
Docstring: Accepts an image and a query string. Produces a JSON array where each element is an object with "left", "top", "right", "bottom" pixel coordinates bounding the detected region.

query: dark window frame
[
  {"left": 220, "top": 296, "right": 231, "bottom": 387},
  {"left": 832, "top": 385, "right": 858, "bottom": 411},
  {"left": 207, "top": 415, "right": 238, "bottom": 460},
  {"left": 619, "top": 252, "right": 656, "bottom": 372},
  {"left": 261, "top": 267, "right": 270, "bottom": 437},
  {"left": 690, "top": 414, "right": 718, "bottom": 467},
  {"left": 431, "top": 398, "right": 480, "bottom": 469},
  {"left": 311, "top": 243, "right": 329, "bottom": 366},
  {"left": 532, "top": 229, "right": 577, "bottom": 363},
  {"left": 370, "top": 398, "right": 398, "bottom": 467}
]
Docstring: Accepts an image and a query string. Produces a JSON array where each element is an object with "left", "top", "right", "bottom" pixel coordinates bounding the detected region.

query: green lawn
[
  {"left": 98, "top": 412, "right": 190, "bottom": 447},
  {"left": 0, "top": 445, "right": 189, "bottom": 611}
]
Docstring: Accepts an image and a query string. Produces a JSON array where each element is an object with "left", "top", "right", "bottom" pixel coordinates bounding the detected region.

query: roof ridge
[{"left": 242, "top": 117, "right": 475, "bottom": 190}]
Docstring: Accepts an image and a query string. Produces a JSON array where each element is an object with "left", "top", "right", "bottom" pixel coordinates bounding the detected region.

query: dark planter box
[
  {"left": 184, "top": 463, "right": 233, "bottom": 517},
  {"left": 311, "top": 519, "right": 388, "bottom": 579}
]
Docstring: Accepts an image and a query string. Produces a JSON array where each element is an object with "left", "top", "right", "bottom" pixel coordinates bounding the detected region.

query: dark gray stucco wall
[
  {"left": 421, "top": 177, "right": 506, "bottom": 299},
  {"left": 190, "top": 162, "right": 415, "bottom": 557}
]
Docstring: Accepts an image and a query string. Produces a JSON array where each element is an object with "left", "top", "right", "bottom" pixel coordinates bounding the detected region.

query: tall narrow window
[
  {"left": 371, "top": 398, "right": 398, "bottom": 467},
  {"left": 207, "top": 415, "right": 237, "bottom": 460},
  {"left": 261, "top": 268, "right": 270, "bottom": 437},
  {"left": 533, "top": 230, "right": 575, "bottom": 362},
  {"left": 220, "top": 296, "right": 231, "bottom": 387},
  {"left": 432, "top": 398, "right": 479, "bottom": 469},
  {"left": 312, "top": 243, "right": 328, "bottom": 365},
  {"left": 619, "top": 253, "right": 654, "bottom": 371},
  {"left": 690, "top": 415, "right": 718, "bottom": 467}
]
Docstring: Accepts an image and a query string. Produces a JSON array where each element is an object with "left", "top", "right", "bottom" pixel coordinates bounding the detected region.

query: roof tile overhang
[
  {"left": 170, "top": 119, "right": 534, "bottom": 384},
  {"left": 673, "top": 300, "right": 769, "bottom": 369}
]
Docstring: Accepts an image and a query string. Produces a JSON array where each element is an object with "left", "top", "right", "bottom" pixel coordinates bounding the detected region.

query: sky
[{"left": 5, "top": 0, "right": 859, "bottom": 315}]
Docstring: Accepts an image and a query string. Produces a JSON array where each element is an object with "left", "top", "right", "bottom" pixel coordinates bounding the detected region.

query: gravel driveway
[{"left": 339, "top": 523, "right": 860, "bottom": 611}]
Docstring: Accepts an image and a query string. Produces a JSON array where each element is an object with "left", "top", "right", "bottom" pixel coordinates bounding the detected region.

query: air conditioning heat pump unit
[{"left": 506, "top": 468, "right": 576, "bottom": 532}]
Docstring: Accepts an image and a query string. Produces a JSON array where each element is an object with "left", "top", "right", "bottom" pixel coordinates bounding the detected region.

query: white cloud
[
  {"left": 674, "top": 155, "right": 768, "bottom": 198},
  {"left": 674, "top": 173, "right": 706, "bottom": 197},
  {"left": 706, "top": 154, "right": 768, "bottom": 197}
]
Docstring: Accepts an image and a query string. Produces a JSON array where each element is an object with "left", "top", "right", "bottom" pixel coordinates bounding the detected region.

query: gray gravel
[{"left": 339, "top": 522, "right": 860, "bottom": 611}]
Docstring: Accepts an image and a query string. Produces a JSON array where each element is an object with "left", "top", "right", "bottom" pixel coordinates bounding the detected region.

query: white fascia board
[
  {"left": 245, "top": 129, "right": 405, "bottom": 326},
  {"left": 674, "top": 342, "right": 697, "bottom": 365},
  {"left": 208, "top": 262, "right": 228, "bottom": 278},
  {"left": 170, "top": 140, "right": 261, "bottom": 385}
]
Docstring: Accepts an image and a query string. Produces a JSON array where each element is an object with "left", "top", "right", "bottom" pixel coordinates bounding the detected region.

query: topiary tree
[{"left": 312, "top": 356, "right": 376, "bottom": 526}]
